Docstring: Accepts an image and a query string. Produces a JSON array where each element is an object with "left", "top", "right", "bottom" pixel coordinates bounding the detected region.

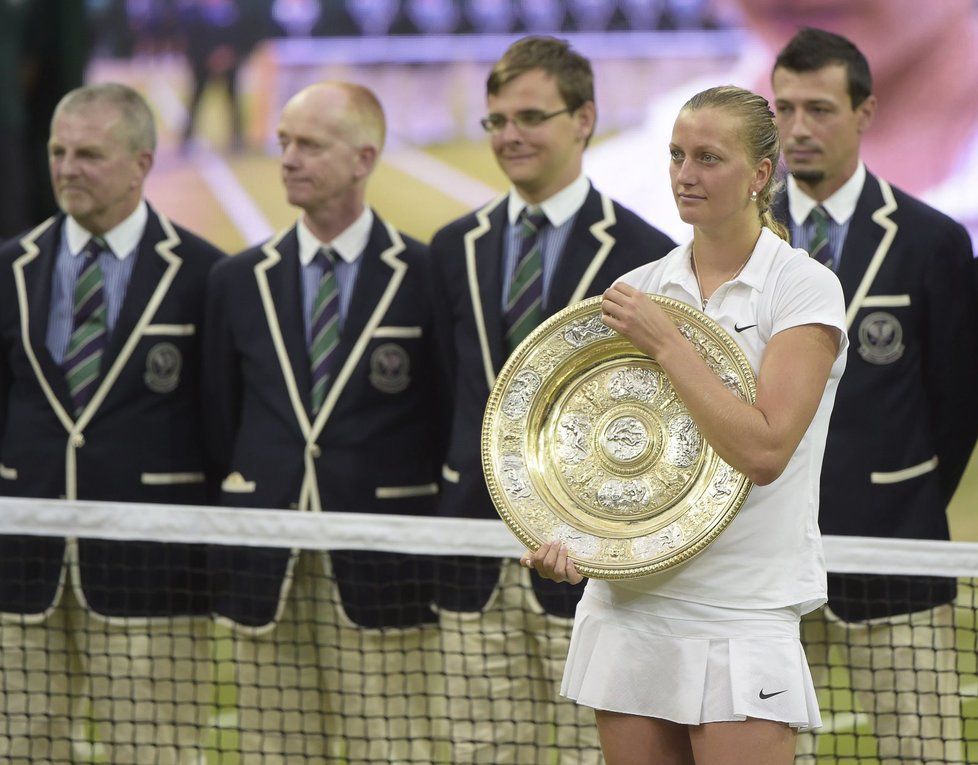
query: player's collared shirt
[{"left": 604, "top": 227, "right": 848, "bottom": 613}]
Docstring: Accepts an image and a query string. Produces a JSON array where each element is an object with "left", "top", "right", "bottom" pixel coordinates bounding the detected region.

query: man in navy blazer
[
  {"left": 771, "top": 29, "right": 978, "bottom": 764},
  {"left": 0, "top": 83, "right": 222, "bottom": 763},
  {"left": 203, "top": 81, "right": 445, "bottom": 764},
  {"left": 428, "top": 36, "right": 675, "bottom": 763}
]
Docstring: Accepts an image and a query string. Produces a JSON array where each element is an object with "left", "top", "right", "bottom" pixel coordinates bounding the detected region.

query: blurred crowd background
[
  {"left": 6, "top": 1, "right": 978, "bottom": 254},
  {"left": 0, "top": 0, "right": 734, "bottom": 242}
]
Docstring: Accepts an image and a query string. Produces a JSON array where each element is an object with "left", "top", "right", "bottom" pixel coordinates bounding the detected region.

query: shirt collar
[
  {"left": 296, "top": 207, "right": 374, "bottom": 267},
  {"left": 507, "top": 173, "right": 590, "bottom": 227},
  {"left": 788, "top": 161, "right": 866, "bottom": 226},
  {"left": 65, "top": 200, "right": 148, "bottom": 259},
  {"left": 659, "top": 227, "right": 787, "bottom": 295}
]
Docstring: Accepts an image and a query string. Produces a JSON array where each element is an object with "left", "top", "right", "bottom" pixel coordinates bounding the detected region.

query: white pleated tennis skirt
[{"left": 560, "top": 580, "right": 822, "bottom": 731}]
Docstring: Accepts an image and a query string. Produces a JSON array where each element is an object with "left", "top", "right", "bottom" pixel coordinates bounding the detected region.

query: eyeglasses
[{"left": 480, "top": 107, "right": 573, "bottom": 134}]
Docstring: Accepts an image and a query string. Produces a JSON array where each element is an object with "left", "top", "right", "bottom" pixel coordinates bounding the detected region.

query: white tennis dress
[{"left": 561, "top": 228, "right": 848, "bottom": 729}]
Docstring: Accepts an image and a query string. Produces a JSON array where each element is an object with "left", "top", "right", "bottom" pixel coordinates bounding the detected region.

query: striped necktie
[
  {"left": 505, "top": 208, "right": 548, "bottom": 356},
  {"left": 64, "top": 237, "right": 109, "bottom": 415},
  {"left": 309, "top": 247, "right": 341, "bottom": 413},
  {"left": 808, "top": 205, "right": 835, "bottom": 270}
]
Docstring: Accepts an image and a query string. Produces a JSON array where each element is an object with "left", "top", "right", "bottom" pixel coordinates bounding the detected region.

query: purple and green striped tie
[
  {"left": 309, "top": 247, "right": 340, "bottom": 413},
  {"left": 505, "top": 208, "right": 548, "bottom": 356},
  {"left": 808, "top": 205, "right": 835, "bottom": 270},
  {"left": 64, "top": 237, "right": 109, "bottom": 415}
]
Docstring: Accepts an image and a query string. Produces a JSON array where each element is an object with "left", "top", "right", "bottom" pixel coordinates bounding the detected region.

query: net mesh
[{"left": 0, "top": 498, "right": 976, "bottom": 764}]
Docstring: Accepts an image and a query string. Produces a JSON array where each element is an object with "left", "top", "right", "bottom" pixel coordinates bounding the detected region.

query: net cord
[{"left": 1, "top": 497, "right": 976, "bottom": 576}]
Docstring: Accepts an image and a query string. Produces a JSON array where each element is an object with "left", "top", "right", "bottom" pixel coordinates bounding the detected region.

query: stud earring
[{"left": 750, "top": 190, "right": 758, "bottom": 201}]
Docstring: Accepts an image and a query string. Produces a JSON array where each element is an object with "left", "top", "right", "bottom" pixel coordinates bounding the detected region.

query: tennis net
[{"left": 0, "top": 497, "right": 975, "bottom": 764}]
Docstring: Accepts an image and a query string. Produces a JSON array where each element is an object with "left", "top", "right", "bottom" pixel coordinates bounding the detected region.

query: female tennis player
[{"left": 523, "top": 85, "right": 847, "bottom": 765}]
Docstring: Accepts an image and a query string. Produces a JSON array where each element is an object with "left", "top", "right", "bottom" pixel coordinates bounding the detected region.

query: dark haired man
[
  {"left": 771, "top": 27, "right": 978, "bottom": 764},
  {"left": 429, "top": 35, "right": 675, "bottom": 763}
]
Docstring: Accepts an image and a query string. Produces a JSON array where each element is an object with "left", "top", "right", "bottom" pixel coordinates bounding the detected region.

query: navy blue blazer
[
  {"left": 775, "top": 171, "right": 978, "bottom": 621},
  {"left": 204, "top": 214, "right": 445, "bottom": 629},
  {"left": 429, "top": 184, "right": 676, "bottom": 613},
  {"left": 0, "top": 207, "right": 222, "bottom": 617}
]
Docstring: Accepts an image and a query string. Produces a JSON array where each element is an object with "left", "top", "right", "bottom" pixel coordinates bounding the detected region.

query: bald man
[{"left": 203, "top": 82, "right": 446, "bottom": 763}]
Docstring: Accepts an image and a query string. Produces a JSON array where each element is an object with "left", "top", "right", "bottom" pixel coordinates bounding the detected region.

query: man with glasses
[{"left": 428, "top": 35, "right": 674, "bottom": 763}]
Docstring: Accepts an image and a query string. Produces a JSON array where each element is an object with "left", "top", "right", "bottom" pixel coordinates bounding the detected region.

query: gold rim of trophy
[{"left": 482, "top": 294, "right": 758, "bottom": 579}]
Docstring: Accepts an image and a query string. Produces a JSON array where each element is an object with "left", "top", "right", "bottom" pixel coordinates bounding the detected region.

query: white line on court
[
  {"left": 148, "top": 68, "right": 189, "bottom": 135},
  {"left": 193, "top": 146, "right": 276, "bottom": 245},
  {"left": 384, "top": 146, "right": 500, "bottom": 209},
  {"left": 146, "top": 69, "right": 275, "bottom": 246}
]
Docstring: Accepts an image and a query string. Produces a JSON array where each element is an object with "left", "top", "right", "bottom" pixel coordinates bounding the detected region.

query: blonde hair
[{"left": 682, "top": 86, "right": 788, "bottom": 241}]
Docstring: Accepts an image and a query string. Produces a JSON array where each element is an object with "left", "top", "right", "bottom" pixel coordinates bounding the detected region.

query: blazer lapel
[
  {"left": 836, "top": 175, "right": 890, "bottom": 319},
  {"left": 546, "top": 185, "right": 616, "bottom": 312},
  {"left": 778, "top": 176, "right": 897, "bottom": 329},
  {"left": 332, "top": 218, "right": 390, "bottom": 370},
  {"left": 257, "top": 227, "right": 315, "bottom": 424},
  {"left": 13, "top": 216, "right": 76, "bottom": 426},
  {"left": 102, "top": 212, "right": 169, "bottom": 372},
  {"left": 465, "top": 196, "right": 508, "bottom": 387}
]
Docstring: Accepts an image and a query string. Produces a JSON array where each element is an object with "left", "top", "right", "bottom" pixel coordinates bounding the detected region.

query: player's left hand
[{"left": 520, "top": 541, "right": 584, "bottom": 585}]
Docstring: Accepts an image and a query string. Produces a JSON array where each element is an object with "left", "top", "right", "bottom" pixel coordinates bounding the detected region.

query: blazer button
[
  {"left": 310, "top": 444, "right": 322, "bottom": 459},
  {"left": 71, "top": 434, "right": 85, "bottom": 448}
]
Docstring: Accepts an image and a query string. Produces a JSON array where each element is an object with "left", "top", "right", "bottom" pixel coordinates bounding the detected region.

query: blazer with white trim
[
  {"left": 0, "top": 207, "right": 223, "bottom": 618},
  {"left": 775, "top": 170, "right": 978, "bottom": 620},
  {"left": 203, "top": 214, "right": 446, "bottom": 629},
  {"left": 429, "top": 183, "right": 675, "bottom": 613}
]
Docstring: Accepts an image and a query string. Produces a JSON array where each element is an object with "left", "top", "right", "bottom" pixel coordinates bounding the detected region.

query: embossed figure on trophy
[
  {"left": 564, "top": 314, "right": 614, "bottom": 347},
  {"left": 666, "top": 414, "right": 702, "bottom": 468},
  {"left": 602, "top": 416, "right": 650, "bottom": 462},
  {"left": 596, "top": 479, "right": 652, "bottom": 515},
  {"left": 500, "top": 454, "right": 533, "bottom": 499},
  {"left": 556, "top": 413, "right": 592, "bottom": 464},
  {"left": 607, "top": 368, "right": 659, "bottom": 402},
  {"left": 502, "top": 369, "right": 542, "bottom": 420},
  {"left": 708, "top": 464, "right": 735, "bottom": 500}
]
